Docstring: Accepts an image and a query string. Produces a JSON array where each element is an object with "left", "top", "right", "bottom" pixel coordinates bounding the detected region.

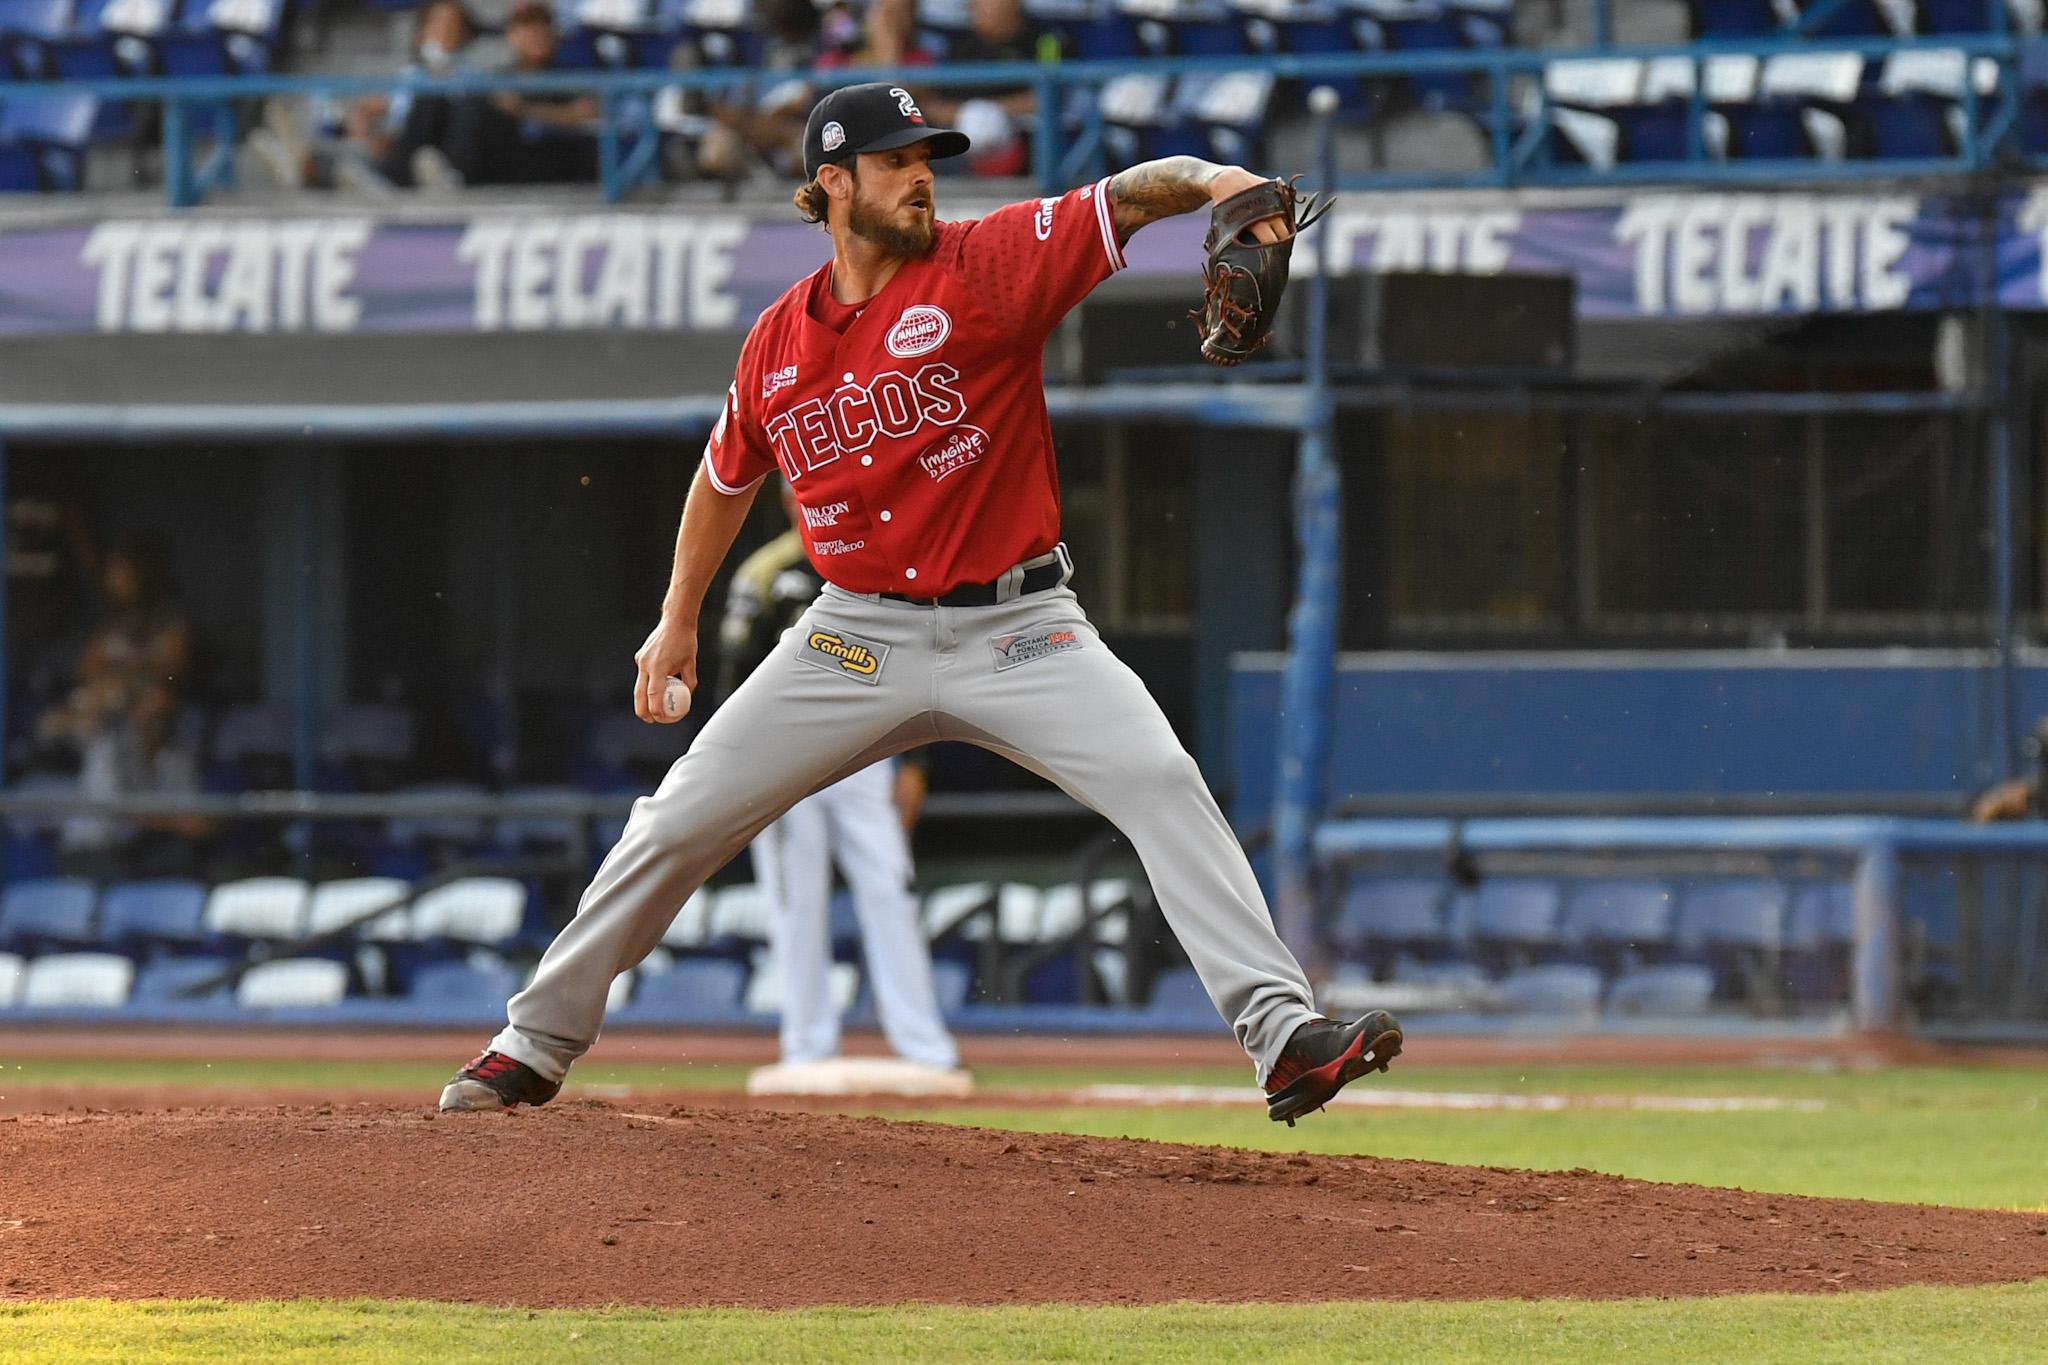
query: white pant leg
[
  {"left": 821, "top": 760, "right": 959, "bottom": 1070},
  {"left": 753, "top": 793, "right": 840, "bottom": 1064}
]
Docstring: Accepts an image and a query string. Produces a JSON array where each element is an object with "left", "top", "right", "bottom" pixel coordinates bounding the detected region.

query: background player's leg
[
  {"left": 935, "top": 591, "right": 1315, "bottom": 1083},
  {"left": 752, "top": 795, "right": 840, "bottom": 1064},
  {"left": 822, "top": 759, "right": 959, "bottom": 1070},
  {"left": 488, "top": 594, "right": 935, "bottom": 1082}
]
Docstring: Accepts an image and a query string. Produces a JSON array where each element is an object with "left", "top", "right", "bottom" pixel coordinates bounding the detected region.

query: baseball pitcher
[{"left": 442, "top": 81, "right": 1400, "bottom": 1124}]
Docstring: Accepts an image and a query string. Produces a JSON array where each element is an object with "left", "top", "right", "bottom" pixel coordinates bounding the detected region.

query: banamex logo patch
[{"left": 885, "top": 305, "right": 951, "bottom": 358}]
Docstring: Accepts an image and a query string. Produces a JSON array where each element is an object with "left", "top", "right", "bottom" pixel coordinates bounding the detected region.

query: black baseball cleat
[
  {"left": 1263, "top": 1010, "right": 1403, "bottom": 1125},
  {"left": 438, "top": 1050, "right": 562, "bottom": 1112}
]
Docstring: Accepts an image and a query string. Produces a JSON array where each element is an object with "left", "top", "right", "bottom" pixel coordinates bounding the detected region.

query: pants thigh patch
[
  {"left": 797, "top": 625, "right": 890, "bottom": 684},
  {"left": 989, "top": 621, "right": 1085, "bottom": 672}
]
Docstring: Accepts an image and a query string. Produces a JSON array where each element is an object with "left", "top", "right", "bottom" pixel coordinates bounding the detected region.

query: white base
[{"left": 745, "top": 1057, "right": 976, "bottom": 1099}]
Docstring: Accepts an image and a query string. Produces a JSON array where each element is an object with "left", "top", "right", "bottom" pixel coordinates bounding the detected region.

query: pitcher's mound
[
  {"left": 746, "top": 1058, "right": 975, "bottom": 1099},
  {"left": 2, "top": 1101, "right": 2044, "bottom": 1308}
]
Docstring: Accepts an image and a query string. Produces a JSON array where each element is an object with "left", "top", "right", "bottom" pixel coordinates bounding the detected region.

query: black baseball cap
[{"left": 802, "top": 82, "right": 971, "bottom": 181}]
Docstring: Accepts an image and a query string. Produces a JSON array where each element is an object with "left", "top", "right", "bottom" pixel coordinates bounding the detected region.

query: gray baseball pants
[{"left": 488, "top": 569, "right": 1318, "bottom": 1084}]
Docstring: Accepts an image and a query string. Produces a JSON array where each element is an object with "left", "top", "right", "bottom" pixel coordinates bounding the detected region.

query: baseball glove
[{"left": 1194, "top": 176, "right": 1332, "bottom": 366}]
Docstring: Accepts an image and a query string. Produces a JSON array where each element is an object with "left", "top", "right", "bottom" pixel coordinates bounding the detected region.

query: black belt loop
[{"left": 880, "top": 544, "right": 1070, "bottom": 608}]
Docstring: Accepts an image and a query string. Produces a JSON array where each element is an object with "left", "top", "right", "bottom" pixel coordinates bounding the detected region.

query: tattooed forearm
[{"left": 1106, "top": 156, "right": 1227, "bottom": 244}]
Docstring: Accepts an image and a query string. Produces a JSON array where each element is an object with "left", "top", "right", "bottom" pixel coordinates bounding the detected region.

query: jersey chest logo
[{"left": 885, "top": 305, "right": 951, "bottom": 359}]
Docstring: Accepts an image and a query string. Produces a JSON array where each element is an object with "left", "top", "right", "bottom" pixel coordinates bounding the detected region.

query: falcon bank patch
[
  {"left": 800, "top": 627, "right": 889, "bottom": 684},
  {"left": 990, "top": 623, "right": 1083, "bottom": 672}
]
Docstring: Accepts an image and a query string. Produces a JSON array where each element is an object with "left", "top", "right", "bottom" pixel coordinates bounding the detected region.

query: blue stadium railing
[{"left": 0, "top": 30, "right": 2039, "bottom": 207}]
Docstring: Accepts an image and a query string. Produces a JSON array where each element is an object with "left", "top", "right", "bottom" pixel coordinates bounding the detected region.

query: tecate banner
[{"left": 3, "top": 186, "right": 2048, "bottom": 336}]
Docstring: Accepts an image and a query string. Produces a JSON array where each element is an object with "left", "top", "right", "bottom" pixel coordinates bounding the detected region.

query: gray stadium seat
[
  {"left": 658, "top": 886, "right": 714, "bottom": 949},
  {"left": 307, "top": 877, "right": 412, "bottom": 941},
  {"left": 410, "top": 877, "right": 526, "bottom": 947},
  {"left": 203, "top": 877, "right": 311, "bottom": 941},
  {"left": 22, "top": 951, "right": 134, "bottom": 1008},
  {"left": 235, "top": 957, "right": 349, "bottom": 1010},
  {"left": 1607, "top": 964, "right": 1716, "bottom": 1017},
  {"left": 1496, "top": 963, "right": 1603, "bottom": 1015},
  {"left": 1677, "top": 880, "right": 1787, "bottom": 952},
  {"left": 0, "top": 952, "right": 24, "bottom": 1006}
]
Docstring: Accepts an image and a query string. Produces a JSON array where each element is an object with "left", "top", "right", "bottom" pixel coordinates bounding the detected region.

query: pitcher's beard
[{"left": 849, "top": 195, "right": 935, "bottom": 257}]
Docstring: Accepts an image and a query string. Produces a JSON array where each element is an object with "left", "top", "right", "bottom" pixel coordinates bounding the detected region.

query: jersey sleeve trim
[
  {"left": 1092, "top": 176, "right": 1126, "bottom": 273},
  {"left": 701, "top": 455, "right": 767, "bottom": 497}
]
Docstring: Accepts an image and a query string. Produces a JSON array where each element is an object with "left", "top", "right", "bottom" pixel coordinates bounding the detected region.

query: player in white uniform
[{"left": 720, "top": 487, "right": 959, "bottom": 1073}]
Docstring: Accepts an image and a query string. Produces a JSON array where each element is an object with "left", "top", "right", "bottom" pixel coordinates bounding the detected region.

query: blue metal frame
[{"left": 0, "top": 31, "right": 2038, "bottom": 206}]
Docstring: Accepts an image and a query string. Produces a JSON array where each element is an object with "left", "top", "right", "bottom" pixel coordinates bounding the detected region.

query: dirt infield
[{"left": 3, "top": 1101, "right": 2044, "bottom": 1308}]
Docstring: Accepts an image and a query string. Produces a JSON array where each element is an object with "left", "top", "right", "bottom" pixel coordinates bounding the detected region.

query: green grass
[{"left": 7, "top": 1285, "right": 2048, "bottom": 1364}]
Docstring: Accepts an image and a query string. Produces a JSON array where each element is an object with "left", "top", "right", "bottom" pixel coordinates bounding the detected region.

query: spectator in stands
[
  {"left": 34, "top": 539, "right": 206, "bottom": 875},
  {"left": 421, "top": 1, "right": 600, "bottom": 187},
  {"left": 1971, "top": 718, "right": 2048, "bottom": 822},
  {"left": 815, "top": 0, "right": 930, "bottom": 72},
  {"left": 923, "top": 0, "right": 1051, "bottom": 177},
  {"left": 688, "top": 0, "right": 824, "bottom": 182},
  {"left": 262, "top": 1, "right": 480, "bottom": 191}
]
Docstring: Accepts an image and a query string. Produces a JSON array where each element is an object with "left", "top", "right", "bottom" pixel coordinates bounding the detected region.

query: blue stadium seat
[
  {"left": 1174, "top": 68, "right": 1276, "bottom": 163},
  {"left": 159, "top": 0, "right": 284, "bottom": 76},
  {"left": 1354, "top": 0, "right": 1490, "bottom": 114},
  {"left": 621, "top": 956, "right": 747, "bottom": 1022},
  {"left": 1234, "top": 0, "right": 1378, "bottom": 119},
  {"left": 1793, "top": 0, "right": 1900, "bottom": 37},
  {"left": 99, "top": 879, "right": 208, "bottom": 949},
  {"left": 408, "top": 959, "right": 521, "bottom": 1012},
  {"left": 1563, "top": 880, "right": 1674, "bottom": 955},
  {"left": 1467, "top": 878, "right": 1562, "bottom": 959},
  {"left": 1688, "top": 0, "right": 1780, "bottom": 37},
  {"left": 0, "top": 877, "right": 96, "bottom": 950},
  {"left": 131, "top": 954, "right": 233, "bottom": 1004},
  {"left": 1920, "top": 0, "right": 2018, "bottom": 33},
  {"left": 50, "top": 0, "right": 167, "bottom": 92},
  {"left": 1861, "top": 48, "right": 1978, "bottom": 160},
  {"left": 1143, "top": 964, "right": 1213, "bottom": 1021},
  {"left": 1677, "top": 880, "right": 1787, "bottom": 952},
  {"left": 1606, "top": 963, "right": 1716, "bottom": 1016},
  {"left": 931, "top": 958, "right": 971, "bottom": 1012},
  {"left": 560, "top": 0, "right": 674, "bottom": 70},
  {"left": 0, "top": 0, "right": 72, "bottom": 77},
  {"left": 1729, "top": 51, "right": 1864, "bottom": 160},
  {"left": 678, "top": 0, "right": 761, "bottom": 67},
  {"left": 1783, "top": 882, "right": 1855, "bottom": 1001},
  {"left": 1496, "top": 963, "right": 1602, "bottom": 1014},
  {"left": 1334, "top": 876, "right": 1444, "bottom": 959},
  {"left": 0, "top": 92, "right": 99, "bottom": 191}
]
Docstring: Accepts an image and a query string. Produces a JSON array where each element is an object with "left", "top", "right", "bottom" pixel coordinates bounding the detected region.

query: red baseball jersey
[{"left": 701, "top": 176, "right": 1127, "bottom": 596}]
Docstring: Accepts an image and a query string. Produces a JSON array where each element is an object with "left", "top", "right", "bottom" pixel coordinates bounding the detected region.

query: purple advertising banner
[{"left": 0, "top": 187, "right": 2033, "bottom": 337}]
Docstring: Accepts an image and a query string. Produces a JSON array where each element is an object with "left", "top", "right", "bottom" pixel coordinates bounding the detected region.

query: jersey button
[
  {"left": 905, "top": 568, "right": 918, "bottom": 580},
  {"left": 842, "top": 372, "right": 854, "bottom": 383},
  {"left": 880, "top": 510, "right": 892, "bottom": 522},
  {"left": 860, "top": 455, "right": 873, "bottom": 466}
]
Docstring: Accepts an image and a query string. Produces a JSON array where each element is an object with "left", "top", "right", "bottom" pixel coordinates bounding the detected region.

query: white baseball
[
  {"left": 1308, "top": 85, "right": 1340, "bottom": 116},
  {"left": 662, "top": 676, "right": 692, "bottom": 719}
]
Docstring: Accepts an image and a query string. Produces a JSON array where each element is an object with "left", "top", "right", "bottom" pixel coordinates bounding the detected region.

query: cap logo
[
  {"left": 885, "top": 305, "right": 951, "bottom": 359},
  {"left": 821, "top": 120, "right": 845, "bottom": 153},
  {"left": 891, "top": 87, "right": 924, "bottom": 124}
]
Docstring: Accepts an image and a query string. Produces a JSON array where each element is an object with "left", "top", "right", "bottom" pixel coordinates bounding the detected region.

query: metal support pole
[
  {"left": 1851, "top": 840, "right": 1903, "bottom": 1031},
  {"left": 1032, "top": 68, "right": 1059, "bottom": 193},
  {"left": 292, "top": 455, "right": 320, "bottom": 792},
  {"left": 1271, "top": 89, "right": 1343, "bottom": 963},
  {"left": 0, "top": 437, "right": 8, "bottom": 790},
  {"left": 598, "top": 92, "right": 621, "bottom": 204},
  {"left": 162, "top": 98, "right": 193, "bottom": 209},
  {"left": 1591, "top": 0, "right": 1613, "bottom": 47},
  {"left": 1983, "top": 197, "right": 2020, "bottom": 778}
]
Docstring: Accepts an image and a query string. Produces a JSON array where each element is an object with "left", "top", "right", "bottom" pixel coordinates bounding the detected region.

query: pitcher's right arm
[{"left": 634, "top": 462, "right": 761, "bottom": 724}]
